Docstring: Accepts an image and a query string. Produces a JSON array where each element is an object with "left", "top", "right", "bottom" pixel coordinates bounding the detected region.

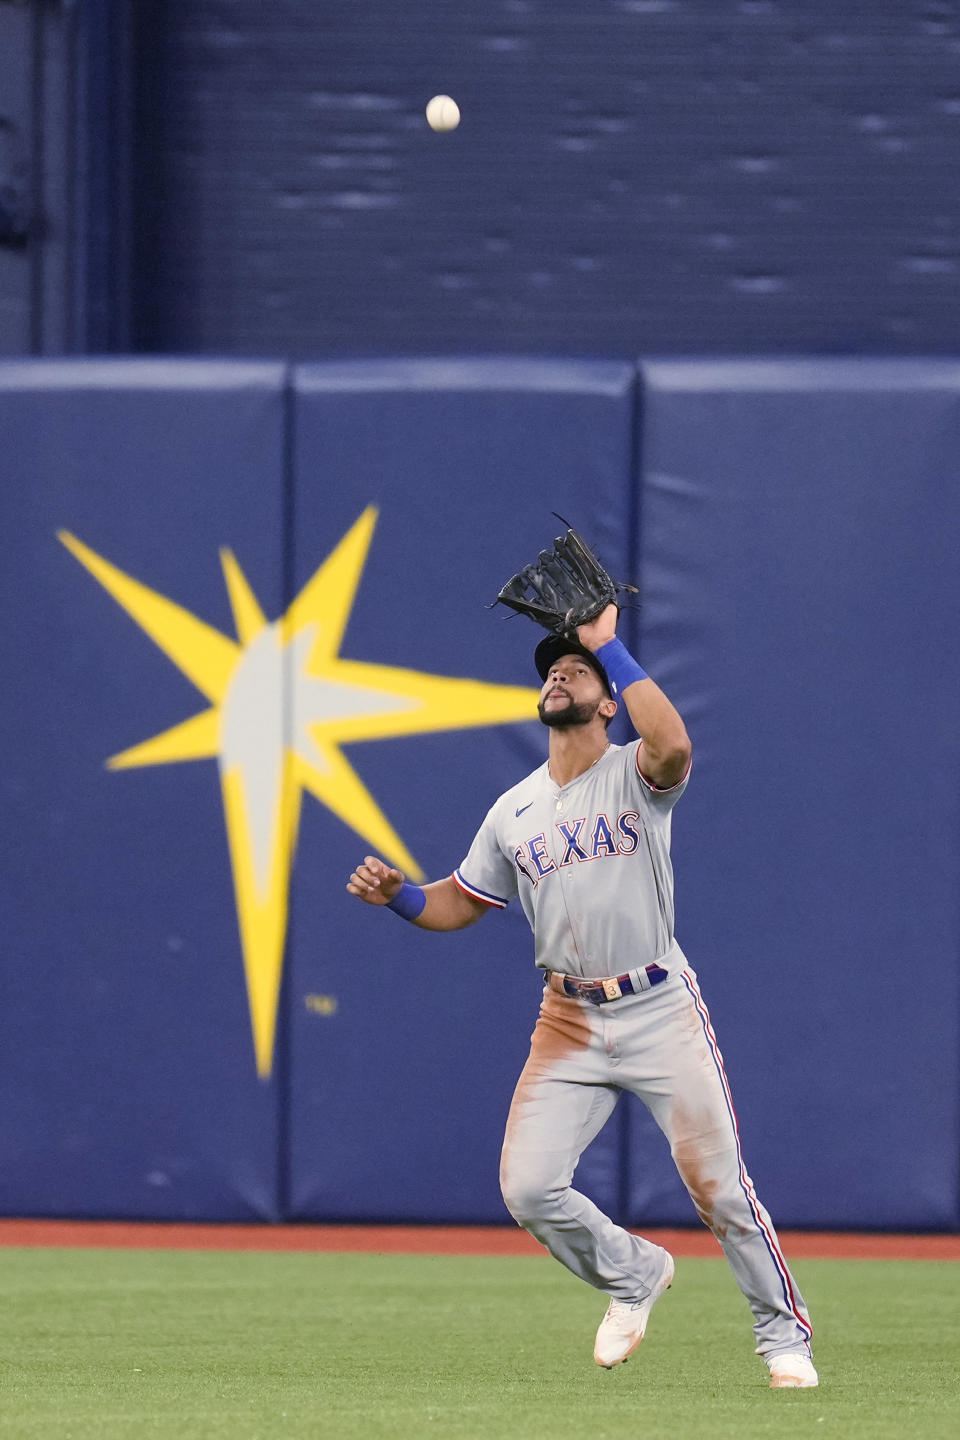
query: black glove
[{"left": 494, "top": 519, "right": 637, "bottom": 638}]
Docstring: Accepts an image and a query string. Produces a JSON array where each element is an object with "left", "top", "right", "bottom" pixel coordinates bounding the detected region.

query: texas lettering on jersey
[
  {"left": 514, "top": 810, "right": 642, "bottom": 885},
  {"left": 455, "top": 741, "right": 690, "bottom": 978}
]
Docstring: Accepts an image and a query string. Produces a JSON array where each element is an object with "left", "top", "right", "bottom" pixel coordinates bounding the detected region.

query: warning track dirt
[{"left": 0, "top": 1220, "right": 957, "bottom": 1259}]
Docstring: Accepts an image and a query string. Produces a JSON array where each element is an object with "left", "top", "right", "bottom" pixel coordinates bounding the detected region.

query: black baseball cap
[{"left": 534, "top": 634, "right": 611, "bottom": 694}]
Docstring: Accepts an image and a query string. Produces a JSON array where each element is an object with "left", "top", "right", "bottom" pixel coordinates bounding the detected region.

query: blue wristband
[
  {"left": 594, "top": 637, "right": 648, "bottom": 697},
  {"left": 386, "top": 881, "right": 426, "bottom": 921}
]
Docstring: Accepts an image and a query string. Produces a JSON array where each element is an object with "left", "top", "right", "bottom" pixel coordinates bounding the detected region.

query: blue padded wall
[
  {"left": 0, "top": 359, "right": 287, "bottom": 1219},
  {"left": 284, "top": 359, "right": 636, "bottom": 1221},
  {"left": 628, "top": 359, "right": 960, "bottom": 1230},
  {"left": 2, "top": 355, "right": 958, "bottom": 1231}
]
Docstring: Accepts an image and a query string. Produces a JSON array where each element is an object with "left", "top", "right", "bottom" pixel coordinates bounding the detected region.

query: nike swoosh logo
[{"left": 515, "top": 801, "right": 533, "bottom": 817}]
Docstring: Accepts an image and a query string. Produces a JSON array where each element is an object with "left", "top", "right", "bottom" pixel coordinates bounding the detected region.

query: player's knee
[
  {"left": 679, "top": 1169, "right": 758, "bottom": 1244},
  {"left": 499, "top": 1157, "right": 565, "bottom": 1226}
]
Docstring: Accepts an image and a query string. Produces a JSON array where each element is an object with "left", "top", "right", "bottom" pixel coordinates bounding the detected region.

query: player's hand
[
  {"left": 577, "top": 602, "right": 618, "bottom": 651},
  {"left": 346, "top": 855, "right": 405, "bottom": 905}
]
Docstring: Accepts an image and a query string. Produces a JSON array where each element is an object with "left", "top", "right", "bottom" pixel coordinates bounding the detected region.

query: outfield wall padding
[
  {"left": 629, "top": 359, "right": 960, "bottom": 1230},
  {"left": 284, "top": 359, "right": 637, "bottom": 1222},
  {"left": 0, "top": 359, "right": 287, "bottom": 1220},
  {"left": 0, "top": 356, "right": 957, "bottom": 1230}
]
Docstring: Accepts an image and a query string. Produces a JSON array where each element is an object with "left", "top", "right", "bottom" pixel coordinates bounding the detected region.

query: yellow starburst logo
[{"left": 59, "top": 507, "right": 537, "bottom": 1078}]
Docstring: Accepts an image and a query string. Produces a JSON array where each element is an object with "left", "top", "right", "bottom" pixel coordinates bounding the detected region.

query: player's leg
[
  {"left": 615, "top": 970, "right": 814, "bottom": 1364},
  {"left": 499, "top": 984, "right": 667, "bottom": 1301}
]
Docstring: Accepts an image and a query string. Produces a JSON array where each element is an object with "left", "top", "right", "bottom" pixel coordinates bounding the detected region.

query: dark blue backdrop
[{"left": 127, "top": 1, "right": 960, "bottom": 358}]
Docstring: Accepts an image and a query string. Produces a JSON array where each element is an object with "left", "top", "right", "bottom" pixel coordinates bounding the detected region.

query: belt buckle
[{"left": 601, "top": 977, "right": 622, "bottom": 1001}]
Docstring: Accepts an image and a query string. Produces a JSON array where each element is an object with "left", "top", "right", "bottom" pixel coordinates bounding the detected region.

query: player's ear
[{"left": 599, "top": 697, "right": 618, "bottom": 722}]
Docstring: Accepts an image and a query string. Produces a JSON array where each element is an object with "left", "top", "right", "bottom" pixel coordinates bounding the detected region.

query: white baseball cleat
[
  {"left": 593, "top": 1249, "right": 675, "bottom": 1368},
  {"left": 767, "top": 1353, "right": 819, "bottom": 1388}
]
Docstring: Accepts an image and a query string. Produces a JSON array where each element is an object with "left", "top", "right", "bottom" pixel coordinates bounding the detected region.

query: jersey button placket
[{"left": 554, "top": 792, "right": 586, "bottom": 972}]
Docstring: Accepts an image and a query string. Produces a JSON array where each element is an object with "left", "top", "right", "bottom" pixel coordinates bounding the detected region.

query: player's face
[{"left": 537, "top": 656, "right": 609, "bottom": 729}]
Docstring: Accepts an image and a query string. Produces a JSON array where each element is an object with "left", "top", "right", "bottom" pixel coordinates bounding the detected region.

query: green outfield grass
[{"left": 0, "top": 1247, "right": 956, "bottom": 1440}]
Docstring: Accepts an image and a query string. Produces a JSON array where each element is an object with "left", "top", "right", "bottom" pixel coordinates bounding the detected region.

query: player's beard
[{"left": 537, "top": 694, "right": 601, "bottom": 728}]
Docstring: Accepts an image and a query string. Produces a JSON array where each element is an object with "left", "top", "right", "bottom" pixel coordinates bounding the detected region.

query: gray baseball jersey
[{"left": 453, "top": 739, "right": 690, "bottom": 979}]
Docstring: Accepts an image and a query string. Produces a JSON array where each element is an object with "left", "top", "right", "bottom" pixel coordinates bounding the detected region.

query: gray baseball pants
[{"left": 499, "top": 965, "right": 813, "bottom": 1359}]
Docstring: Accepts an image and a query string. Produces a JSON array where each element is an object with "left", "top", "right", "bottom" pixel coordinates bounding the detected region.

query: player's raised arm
[
  {"left": 577, "top": 605, "right": 691, "bottom": 790},
  {"left": 346, "top": 855, "right": 488, "bottom": 931}
]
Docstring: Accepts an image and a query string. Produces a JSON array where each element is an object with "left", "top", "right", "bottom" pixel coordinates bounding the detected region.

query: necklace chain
[{"left": 549, "top": 740, "right": 611, "bottom": 787}]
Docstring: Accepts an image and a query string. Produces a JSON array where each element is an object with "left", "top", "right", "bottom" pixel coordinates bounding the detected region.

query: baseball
[{"left": 425, "top": 94, "right": 460, "bottom": 132}]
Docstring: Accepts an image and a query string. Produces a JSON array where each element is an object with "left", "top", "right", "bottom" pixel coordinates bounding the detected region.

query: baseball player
[{"left": 347, "top": 605, "right": 817, "bottom": 1388}]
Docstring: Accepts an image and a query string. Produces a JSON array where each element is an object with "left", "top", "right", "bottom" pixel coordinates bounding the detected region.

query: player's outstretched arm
[
  {"left": 347, "top": 855, "right": 487, "bottom": 931},
  {"left": 578, "top": 605, "right": 691, "bottom": 790}
]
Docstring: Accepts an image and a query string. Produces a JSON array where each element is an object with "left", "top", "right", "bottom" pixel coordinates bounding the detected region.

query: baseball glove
[{"left": 493, "top": 517, "right": 638, "bottom": 637}]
